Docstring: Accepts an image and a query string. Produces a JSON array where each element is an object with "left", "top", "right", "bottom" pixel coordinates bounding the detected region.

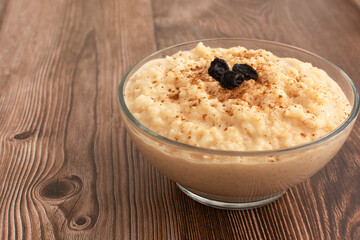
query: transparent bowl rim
[{"left": 118, "top": 38, "right": 359, "bottom": 157}]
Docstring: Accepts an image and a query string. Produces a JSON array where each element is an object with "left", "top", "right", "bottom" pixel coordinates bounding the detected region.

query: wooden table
[{"left": 1, "top": 0, "right": 359, "bottom": 239}]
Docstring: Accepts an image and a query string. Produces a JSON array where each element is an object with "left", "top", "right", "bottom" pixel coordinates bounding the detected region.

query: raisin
[
  {"left": 219, "top": 70, "right": 244, "bottom": 90},
  {"left": 208, "top": 58, "right": 229, "bottom": 81},
  {"left": 232, "top": 64, "right": 258, "bottom": 80}
]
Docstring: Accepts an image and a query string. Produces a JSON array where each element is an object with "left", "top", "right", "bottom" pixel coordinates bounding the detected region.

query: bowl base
[{"left": 176, "top": 183, "right": 286, "bottom": 210}]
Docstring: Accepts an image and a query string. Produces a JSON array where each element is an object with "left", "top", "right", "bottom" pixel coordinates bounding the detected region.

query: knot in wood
[
  {"left": 70, "top": 216, "right": 92, "bottom": 230},
  {"left": 13, "top": 131, "right": 34, "bottom": 140},
  {"left": 37, "top": 175, "right": 82, "bottom": 203}
]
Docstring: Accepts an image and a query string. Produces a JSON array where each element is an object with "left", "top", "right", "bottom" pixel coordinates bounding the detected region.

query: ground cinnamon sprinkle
[{"left": 169, "top": 92, "right": 179, "bottom": 100}]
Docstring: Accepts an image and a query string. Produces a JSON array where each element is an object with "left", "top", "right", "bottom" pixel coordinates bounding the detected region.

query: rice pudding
[
  {"left": 120, "top": 40, "right": 357, "bottom": 206},
  {"left": 124, "top": 43, "right": 351, "bottom": 151}
]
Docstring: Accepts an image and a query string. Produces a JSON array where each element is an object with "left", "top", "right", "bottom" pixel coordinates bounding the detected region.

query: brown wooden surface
[{"left": 0, "top": 0, "right": 359, "bottom": 239}]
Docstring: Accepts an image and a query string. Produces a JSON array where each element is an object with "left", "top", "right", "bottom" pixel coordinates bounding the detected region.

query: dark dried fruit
[
  {"left": 208, "top": 58, "right": 229, "bottom": 81},
  {"left": 207, "top": 58, "right": 258, "bottom": 90},
  {"left": 232, "top": 64, "right": 258, "bottom": 80},
  {"left": 220, "top": 70, "right": 245, "bottom": 90}
]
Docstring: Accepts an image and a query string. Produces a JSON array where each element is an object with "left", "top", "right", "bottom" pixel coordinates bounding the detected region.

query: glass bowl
[{"left": 118, "top": 39, "right": 359, "bottom": 210}]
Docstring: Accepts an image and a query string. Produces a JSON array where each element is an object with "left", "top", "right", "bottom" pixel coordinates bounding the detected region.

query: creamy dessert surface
[{"left": 125, "top": 43, "right": 351, "bottom": 151}]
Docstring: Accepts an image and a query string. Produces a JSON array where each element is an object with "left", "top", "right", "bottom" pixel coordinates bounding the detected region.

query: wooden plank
[{"left": 0, "top": 0, "right": 158, "bottom": 239}]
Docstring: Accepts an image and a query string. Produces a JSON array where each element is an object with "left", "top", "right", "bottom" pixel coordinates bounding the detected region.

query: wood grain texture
[{"left": 0, "top": 0, "right": 359, "bottom": 239}]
